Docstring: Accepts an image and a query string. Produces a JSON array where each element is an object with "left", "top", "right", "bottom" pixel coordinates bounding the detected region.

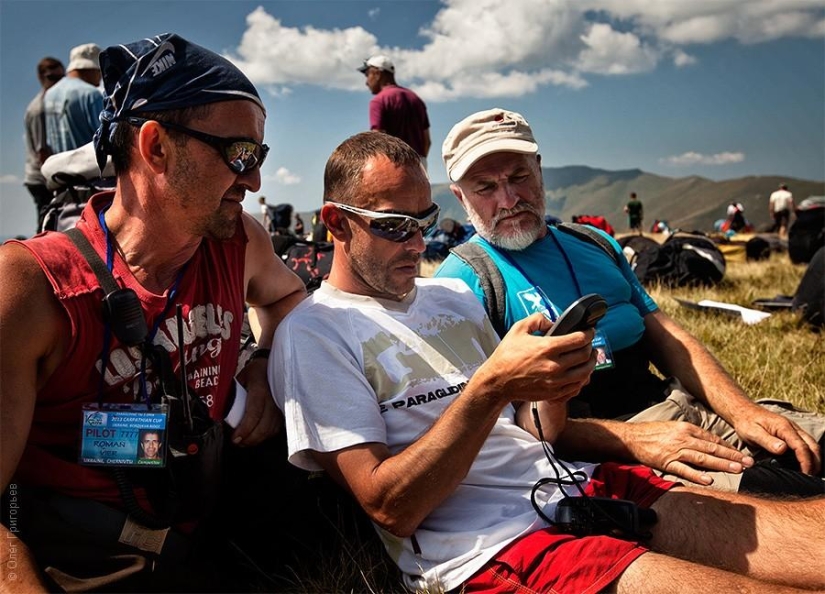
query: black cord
[
  {"left": 529, "top": 402, "right": 654, "bottom": 540},
  {"left": 529, "top": 402, "right": 588, "bottom": 523},
  {"left": 111, "top": 468, "right": 171, "bottom": 530}
]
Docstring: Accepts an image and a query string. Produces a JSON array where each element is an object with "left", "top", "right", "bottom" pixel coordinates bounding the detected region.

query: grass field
[
  {"left": 271, "top": 252, "right": 823, "bottom": 593},
  {"left": 645, "top": 254, "right": 824, "bottom": 414},
  {"left": 421, "top": 250, "right": 824, "bottom": 414}
]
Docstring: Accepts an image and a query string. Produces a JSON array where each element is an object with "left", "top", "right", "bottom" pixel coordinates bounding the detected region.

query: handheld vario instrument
[
  {"left": 545, "top": 293, "right": 608, "bottom": 336},
  {"left": 532, "top": 293, "right": 657, "bottom": 540}
]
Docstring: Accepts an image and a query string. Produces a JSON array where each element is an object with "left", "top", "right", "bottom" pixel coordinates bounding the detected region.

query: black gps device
[{"left": 545, "top": 294, "right": 608, "bottom": 336}]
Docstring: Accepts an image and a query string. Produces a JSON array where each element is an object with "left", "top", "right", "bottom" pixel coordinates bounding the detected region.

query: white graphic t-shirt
[{"left": 271, "top": 278, "right": 596, "bottom": 591}]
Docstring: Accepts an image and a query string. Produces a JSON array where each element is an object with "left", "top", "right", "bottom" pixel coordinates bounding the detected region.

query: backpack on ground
[
  {"left": 616, "top": 235, "right": 661, "bottom": 266},
  {"left": 788, "top": 197, "right": 825, "bottom": 264},
  {"left": 571, "top": 214, "right": 615, "bottom": 237},
  {"left": 745, "top": 236, "right": 771, "bottom": 261},
  {"left": 627, "top": 232, "right": 726, "bottom": 288},
  {"left": 792, "top": 246, "right": 825, "bottom": 330}
]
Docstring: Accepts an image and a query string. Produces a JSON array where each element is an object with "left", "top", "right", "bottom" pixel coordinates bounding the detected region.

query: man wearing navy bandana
[{"left": 0, "top": 33, "right": 306, "bottom": 591}]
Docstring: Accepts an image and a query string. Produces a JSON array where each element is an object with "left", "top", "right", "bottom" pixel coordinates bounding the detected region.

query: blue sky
[{"left": 1, "top": 0, "right": 823, "bottom": 238}]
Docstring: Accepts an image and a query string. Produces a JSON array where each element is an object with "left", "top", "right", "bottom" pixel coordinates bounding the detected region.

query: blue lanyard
[
  {"left": 485, "top": 225, "right": 584, "bottom": 321},
  {"left": 97, "top": 205, "right": 187, "bottom": 406}
]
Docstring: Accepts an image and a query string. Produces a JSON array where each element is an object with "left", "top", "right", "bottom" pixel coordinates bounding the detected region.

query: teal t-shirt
[{"left": 434, "top": 227, "right": 657, "bottom": 352}]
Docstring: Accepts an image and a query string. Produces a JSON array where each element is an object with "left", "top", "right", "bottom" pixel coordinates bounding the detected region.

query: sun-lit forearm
[
  {"left": 355, "top": 382, "right": 507, "bottom": 536},
  {"left": 645, "top": 311, "right": 751, "bottom": 423}
]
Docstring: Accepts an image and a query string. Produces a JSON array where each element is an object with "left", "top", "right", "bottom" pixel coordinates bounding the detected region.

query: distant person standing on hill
[
  {"left": 23, "top": 56, "right": 65, "bottom": 234},
  {"left": 769, "top": 183, "right": 795, "bottom": 238},
  {"left": 358, "top": 55, "right": 430, "bottom": 166},
  {"left": 624, "top": 192, "right": 644, "bottom": 234},
  {"left": 43, "top": 43, "right": 104, "bottom": 154}
]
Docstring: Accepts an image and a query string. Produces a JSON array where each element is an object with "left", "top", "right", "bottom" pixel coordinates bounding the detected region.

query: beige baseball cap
[
  {"left": 442, "top": 108, "right": 538, "bottom": 182},
  {"left": 67, "top": 43, "right": 101, "bottom": 71}
]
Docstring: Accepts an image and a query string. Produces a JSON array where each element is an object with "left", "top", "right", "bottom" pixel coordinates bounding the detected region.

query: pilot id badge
[
  {"left": 80, "top": 403, "right": 168, "bottom": 467},
  {"left": 592, "top": 330, "right": 615, "bottom": 371}
]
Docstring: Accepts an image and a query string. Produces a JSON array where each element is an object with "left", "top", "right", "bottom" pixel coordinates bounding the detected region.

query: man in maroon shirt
[{"left": 359, "top": 55, "right": 431, "bottom": 164}]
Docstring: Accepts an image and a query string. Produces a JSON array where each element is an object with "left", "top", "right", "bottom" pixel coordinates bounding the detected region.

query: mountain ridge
[{"left": 431, "top": 165, "right": 825, "bottom": 233}]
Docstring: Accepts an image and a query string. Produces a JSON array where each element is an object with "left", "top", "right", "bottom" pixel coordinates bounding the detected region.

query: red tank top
[{"left": 11, "top": 192, "right": 247, "bottom": 505}]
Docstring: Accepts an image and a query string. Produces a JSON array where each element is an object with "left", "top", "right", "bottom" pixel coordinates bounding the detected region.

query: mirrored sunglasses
[
  {"left": 123, "top": 116, "right": 269, "bottom": 174},
  {"left": 329, "top": 202, "right": 440, "bottom": 243}
]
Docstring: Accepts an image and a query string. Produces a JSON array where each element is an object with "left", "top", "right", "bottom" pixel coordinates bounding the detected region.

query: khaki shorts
[{"left": 626, "top": 378, "right": 825, "bottom": 491}]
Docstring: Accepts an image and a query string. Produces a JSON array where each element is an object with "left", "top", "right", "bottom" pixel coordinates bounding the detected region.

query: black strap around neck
[{"left": 65, "top": 227, "right": 119, "bottom": 294}]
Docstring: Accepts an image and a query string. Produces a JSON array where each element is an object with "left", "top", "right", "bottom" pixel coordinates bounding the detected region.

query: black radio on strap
[{"left": 65, "top": 227, "right": 149, "bottom": 346}]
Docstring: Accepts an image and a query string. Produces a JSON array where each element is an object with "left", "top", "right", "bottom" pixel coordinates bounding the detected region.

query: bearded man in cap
[
  {"left": 43, "top": 43, "right": 105, "bottom": 154},
  {"left": 0, "top": 33, "right": 305, "bottom": 591},
  {"left": 434, "top": 108, "right": 824, "bottom": 495},
  {"left": 359, "top": 54, "right": 431, "bottom": 164}
]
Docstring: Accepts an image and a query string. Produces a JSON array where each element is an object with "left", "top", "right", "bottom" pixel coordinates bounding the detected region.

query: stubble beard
[{"left": 349, "top": 238, "right": 418, "bottom": 299}]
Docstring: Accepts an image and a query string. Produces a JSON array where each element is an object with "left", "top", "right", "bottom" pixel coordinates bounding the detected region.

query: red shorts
[{"left": 463, "top": 463, "right": 676, "bottom": 594}]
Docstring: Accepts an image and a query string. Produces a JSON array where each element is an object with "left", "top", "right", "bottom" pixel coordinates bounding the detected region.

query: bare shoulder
[
  {"left": 0, "top": 242, "right": 50, "bottom": 301},
  {"left": 0, "top": 241, "right": 68, "bottom": 361}
]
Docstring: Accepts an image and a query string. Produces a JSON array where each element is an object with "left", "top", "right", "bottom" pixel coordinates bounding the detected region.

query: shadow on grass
[{"left": 219, "top": 435, "right": 405, "bottom": 593}]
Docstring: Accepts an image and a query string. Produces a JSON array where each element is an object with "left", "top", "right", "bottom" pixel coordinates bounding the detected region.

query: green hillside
[{"left": 432, "top": 166, "right": 824, "bottom": 233}]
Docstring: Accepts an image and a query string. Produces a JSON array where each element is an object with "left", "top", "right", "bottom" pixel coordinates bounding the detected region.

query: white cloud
[
  {"left": 228, "top": 0, "right": 825, "bottom": 102},
  {"left": 660, "top": 151, "right": 746, "bottom": 166},
  {"left": 267, "top": 167, "right": 302, "bottom": 185},
  {"left": 226, "top": 7, "right": 379, "bottom": 91},
  {"left": 575, "top": 23, "right": 658, "bottom": 75},
  {"left": 0, "top": 174, "right": 19, "bottom": 184},
  {"left": 672, "top": 49, "right": 697, "bottom": 67},
  {"left": 585, "top": 0, "right": 825, "bottom": 45}
]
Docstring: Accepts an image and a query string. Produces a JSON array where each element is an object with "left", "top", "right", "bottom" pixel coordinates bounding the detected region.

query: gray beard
[{"left": 467, "top": 209, "right": 543, "bottom": 251}]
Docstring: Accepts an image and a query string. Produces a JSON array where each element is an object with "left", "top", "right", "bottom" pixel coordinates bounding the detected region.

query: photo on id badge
[
  {"left": 592, "top": 331, "right": 614, "bottom": 371},
  {"left": 137, "top": 429, "right": 165, "bottom": 465}
]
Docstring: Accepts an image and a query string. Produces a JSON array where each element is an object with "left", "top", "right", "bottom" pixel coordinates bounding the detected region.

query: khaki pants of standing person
[{"left": 627, "top": 379, "right": 825, "bottom": 492}]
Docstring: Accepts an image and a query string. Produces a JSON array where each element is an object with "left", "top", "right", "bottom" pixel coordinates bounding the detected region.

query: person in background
[
  {"left": 294, "top": 212, "right": 305, "bottom": 237},
  {"left": 310, "top": 208, "right": 329, "bottom": 242},
  {"left": 725, "top": 202, "right": 747, "bottom": 233},
  {"left": 259, "top": 195, "right": 274, "bottom": 230},
  {"left": 43, "top": 43, "right": 104, "bottom": 155},
  {"left": 23, "top": 56, "right": 65, "bottom": 234},
  {"left": 271, "top": 130, "right": 825, "bottom": 594},
  {"left": 358, "top": 54, "right": 430, "bottom": 166},
  {"left": 0, "top": 33, "right": 305, "bottom": 592},
  {"left": 769, "top": 183, "right": 795, "bottom": 238},
  {"left": 624, "top": 191, "right": 644, "bottom": 234},
  {"left": 434, "top": 108, "right": 824, "bottom": 496}
]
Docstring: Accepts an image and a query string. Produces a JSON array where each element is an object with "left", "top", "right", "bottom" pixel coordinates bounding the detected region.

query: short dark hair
[
  {"left": 323, "top": 131, "right": 423, "bottom": 205},
  {"left": 37, "top": 56, "right": 63, "bottom": 75},
  {"left": 109, "top": 104, "right": 214, "bottom": 173}
]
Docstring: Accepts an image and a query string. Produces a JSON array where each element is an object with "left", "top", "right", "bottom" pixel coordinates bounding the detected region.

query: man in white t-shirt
[
  {"left": 270, "top": 131, "right": 825, "bottom": 593},
  {"left": 769, "top": 183, "right": 795, "bottom": 237}
]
